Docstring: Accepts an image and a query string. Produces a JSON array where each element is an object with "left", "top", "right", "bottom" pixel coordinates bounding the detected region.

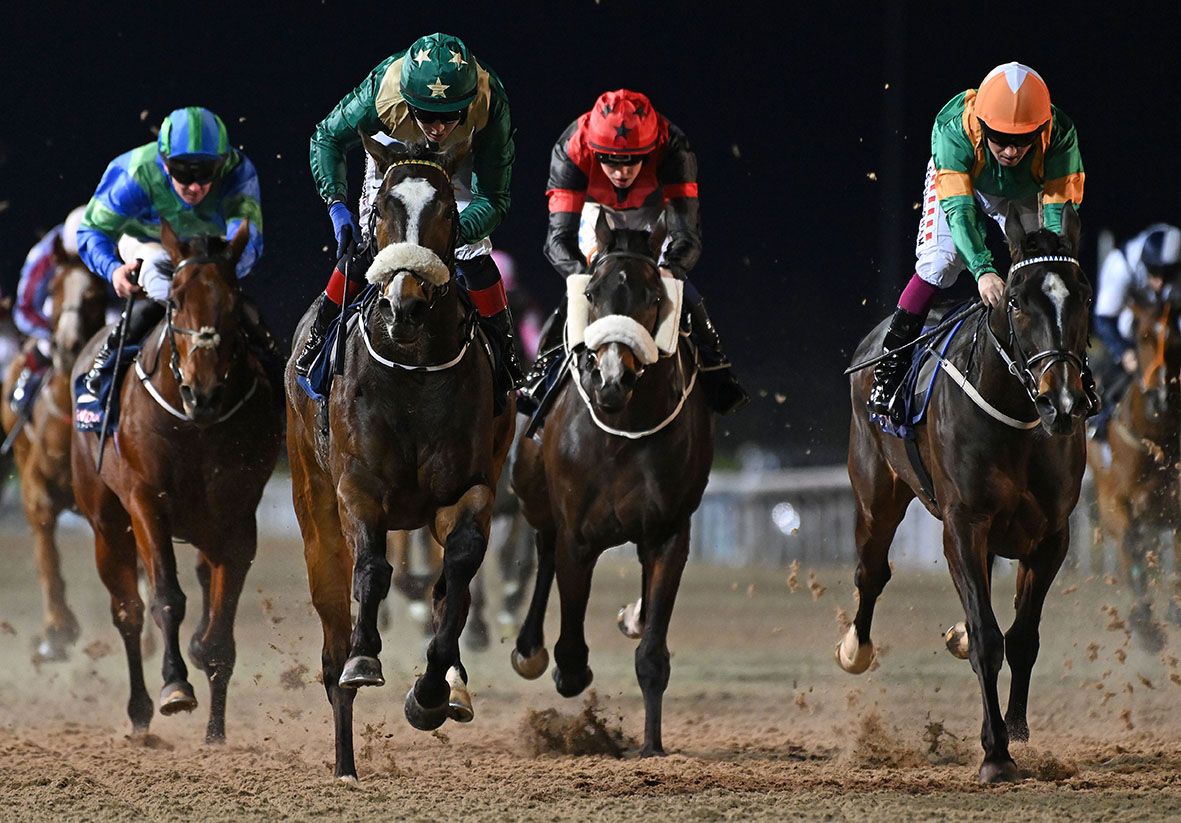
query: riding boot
[
  {"left": 83, "top": 299, "right": 164, "bottom": 396},
  {"left": 687, "top": 296, "right": 749, "bottom": 415},
  {"left": 10, "top": 346, "right": 51, "bottom": 415},
  {"left": 294, "top": 293, "right": 339, "bottom": 377},
  {"left": 484, "top": 307, "right": 526, "bottom": 416},
  {"left": 239, "top": 297, "right": 288, "bottom": 400},
  {"left": 866, "top": 307, "right": 925, "bottom": 421}
]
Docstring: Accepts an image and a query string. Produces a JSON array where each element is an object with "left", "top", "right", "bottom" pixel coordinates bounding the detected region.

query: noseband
[
  {"left": 582, "top": 249, "right": 663, "bottom": 377},
  {"left": 986, "top": 255, "right": 1086, "bottom": 404}
]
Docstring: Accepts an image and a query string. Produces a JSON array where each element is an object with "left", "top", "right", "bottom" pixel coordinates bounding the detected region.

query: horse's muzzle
[
  {"left": 180, "top": 382, "right": 225, "bottom": 426},
  {"left": 382, "top": 296, "right": 427, "bottom": 342},
  {"left": 1034, "top": 389, "right": 1084, "bottom": 435},
  {"left": 590, "top": 345, "right": 639, "bottom": 412}
]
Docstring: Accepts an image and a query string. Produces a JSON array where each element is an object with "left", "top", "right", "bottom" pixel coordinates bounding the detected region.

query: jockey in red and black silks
[{"left": 537, "top": 89, "right": 747, "bottom": 415}]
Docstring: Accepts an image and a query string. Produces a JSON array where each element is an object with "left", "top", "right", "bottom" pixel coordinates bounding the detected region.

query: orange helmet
[{"left": 975, "top": 62, "right": 1051, "bottom": 135}]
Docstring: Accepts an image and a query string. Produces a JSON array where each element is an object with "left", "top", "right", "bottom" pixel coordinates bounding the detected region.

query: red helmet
[{"left": 586, "top": 89, "right": 659, "bottom": 156}]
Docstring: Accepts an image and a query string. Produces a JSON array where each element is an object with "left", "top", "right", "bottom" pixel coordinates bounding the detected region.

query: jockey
[
  {"left": 10, "top": 206, "right": 92, "bottom": 411},
  {"left": 77, "top": 106, "right": 281, "bottom": 395},
  {"left": 1090, "top": 223, "right": 1181, "bottom": 440},
  {"left": 301, "top": 32, "right": 523, "bottom": 407},
  {"left": 867, "top": 62, "right": 1099, "bottom": 421},
  {"left": 537, "top": 88, "right": 748, "bottom": 415}
]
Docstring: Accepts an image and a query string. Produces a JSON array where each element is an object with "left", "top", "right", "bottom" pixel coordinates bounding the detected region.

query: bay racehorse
[
  {"left": 511, "top": 213, "right": 713, "bottom": 756},
  {"left": 286, "top": 138, "right": 513, "bottom": 780},
  {"left": 0, "top": 238, "right": 108, "bottom": 660},
  {"left": 1087, "top": 293, "right": 1181, "bottom": 650},
  {"left": 71, "top": 220, "right": 282, "bottom": 742},
  {"left": 838, "top": 207, "right": 1091, "bottom": 782}
]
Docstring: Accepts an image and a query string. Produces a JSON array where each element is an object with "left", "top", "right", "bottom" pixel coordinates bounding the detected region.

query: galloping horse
[
  {"left": 71, "top": 221, "right": 282, "bottom": 742},
  {"left": 1088, "top": 294, "right": 1181, "bottom": 650},
  {"left": 838, "top": 208, "right": 1092, "bottom": 782},
  {"left": 0, "top": 238, "right": 107, "bottom": 660},
  {"left": 511, "top": 214, "right": 713, "bottom": 756},
  {"left": 286, "top": 139, "right": 514, "bottom": 780}
]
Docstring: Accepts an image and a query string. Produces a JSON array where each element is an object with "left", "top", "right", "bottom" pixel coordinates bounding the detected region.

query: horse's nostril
[
  {"left": 180, "top": 384, "right": 195, "bottom": 404},
  {"left": 620, "top": 370, "right": 637, "bottom": 388}
]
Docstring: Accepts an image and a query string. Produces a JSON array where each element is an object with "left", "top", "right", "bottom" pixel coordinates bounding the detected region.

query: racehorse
[
  {"left": 838, "top": 207, "right": 1092, "bottom": 783},
  {"left": 286, "top": 138, "right": 514, "bottom": 780},
  {"left": 1087, "top": 294, "right": 1181, "bottom": 650},
  {"left": 70, "top": 220, "right": 282, "bottom": 742},
  {"left": 0, "top": 238, "right": 107, "bottom": 660},
  {"left": 511, "top": 213, "right": 713, "bottom": 756}
]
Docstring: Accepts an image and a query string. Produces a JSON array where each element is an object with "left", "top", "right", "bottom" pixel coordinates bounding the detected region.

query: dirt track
[{"left": 0, "top": 523, "right": 1179, "bottom": 821}]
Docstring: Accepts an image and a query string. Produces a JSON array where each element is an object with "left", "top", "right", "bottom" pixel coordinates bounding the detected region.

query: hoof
[
  {"left": 33, "top": 636, "right": 70, "bottom": 664},
  {"left": 159, "top": 681, "right": 198, "bottom": 715},
  {"left": 337, "top": 774, "right": 359, "bottom": 786},
  {"left": 552, "top": 664, "right": 593, "bottom": 698},
  {"left": 510, "top": 646, "right": 549, "bottom": 680},
  {"left": 978, "top": 758, "right": 1020, "bottom": 784},
  {"left": 404, "top": 683, "right": 449, "bottom": 731},
  {"left": 640, "top": 745, "right": 668, "bottom": 758},
  {"left": 339, "top": 655, "right": 384, "bottom": 689},
  {"left": 944, "top": 622, "right": 970, "bottom": 659},
  {"left": 835, "top": 625, "right": 874, "bottom": 674},
  {"left": 1006, "top": 717, "right": 1030, "bottom": 743},
  {"left": 446, "top": 666, "right": 474, "bottom": 723},
  {"left": 617, "top": 599, "right": 644, "bottom": 639}
]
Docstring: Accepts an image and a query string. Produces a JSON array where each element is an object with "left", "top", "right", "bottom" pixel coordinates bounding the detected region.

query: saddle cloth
[
  {"left": 73, "top": 343, "right": 144, "bottom": 434},
  {"left": 296, "top": 287, "right": 373, "bottom": 403}
]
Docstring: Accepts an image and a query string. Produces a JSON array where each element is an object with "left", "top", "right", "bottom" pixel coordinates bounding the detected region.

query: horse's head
[
  {"left": 581, "top": 209, "right": 666, "bottom": 412},
  {"left": 1128, "top": 288, "right": 1181, "bottom": 415},
  {"left": 1001, "top": 204, "right": 1093, "bottom": 434},
  {"left": 360, "top": 134, "right": 461, "bottom": 343},
  {"left": 49, "top": 233, "right": 107, "bottom": 373},
  {"left": 158, "top": 219, "right": 249, "bottom": 425}
]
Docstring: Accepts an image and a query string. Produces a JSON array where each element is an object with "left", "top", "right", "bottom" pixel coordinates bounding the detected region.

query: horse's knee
[
  {"left": 150, "top": 586, "right": 186, "bottom": 625},
  {"left": 969, "top": 625, "right": 1006, "bottom": 673},
  {"left": 111, "top": 597, "right": 145, "bottom": 638},
  {"left": 351, "top": 553, "right": 393, "bottom": 601},
  {"left": 635, "top": 642, "right": 670, "bottom": 693},
  {"left": 444, "top": 517, "right": 487, "bottom": 585},
  {"left": 854, "top": 558, "right": 891, "bottom": 594}
]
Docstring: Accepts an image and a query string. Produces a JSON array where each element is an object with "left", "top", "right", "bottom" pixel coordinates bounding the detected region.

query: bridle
[
  {"left": 985, "top": 255, "right": 1087, "bottom": 404},
  {"left": 582, "top": 249, "right": 663, "bottom": 379}
]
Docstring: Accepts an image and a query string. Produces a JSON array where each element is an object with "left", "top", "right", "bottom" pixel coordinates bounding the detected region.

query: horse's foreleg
[
  {"left": 551, "top": 530, "right": 596, "bottom": 699},
  {"left": 336, "top": 474, "right": 390, "bottom": 690},
  {"left": 129, "top": 496, "right": 195, "bottom": 716},
  {"left": 498, "top": 511, "right": 534, "bottom": 621},
  {"left": 1004, "top": 527, "right": 1069, "bottom": 743},
  {"left": 1123, "top": 520, "right": 1166, "bottom": 651},
  {"left": 94, "top": 511, "right": 153, "bottom": 733},
  {"left": 944, "top": 515, "right": 1015, "bottom": 784},
  {"left": 24, "top": 488, "right": 78, "bottom": 662},
  {"left": 188, "top": 555, "right": 213, "bottom": 670},
  {"left": 404, "top": 485, "right": 493, "bottom": 731},
  {"left": 511, "top": 527, "right": 556, "bottom": 679},
  {"left": 635, "top": 527, "right": 690, "bottom": 757}
]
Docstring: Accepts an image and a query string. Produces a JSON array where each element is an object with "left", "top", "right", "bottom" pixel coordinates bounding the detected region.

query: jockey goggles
[
  {"left": 408, "top": 105, "right": 465, "bottom": 124},
  {"left": 166, "top": 156, "right": 224, "bottom": 185},
  {"left": 980, "top": 121, "right": 1044, "bottom": 148},
  {"left": 595, "top": 152, "right": 648, "bottom": 167}
]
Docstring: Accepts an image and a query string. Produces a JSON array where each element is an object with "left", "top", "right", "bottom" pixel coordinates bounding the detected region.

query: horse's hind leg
[
  {"left": 1123, "top": 522, "right": 1165, "bottom": 652},
  {"left": 404, "top": 484, "right": 493, "bottom": 731},
  {"left": 94, "top": 505, "right": 153, "bottom": 733},
  {"left": 498, "top": 511, "right": 534, "bottom": 623},
  {"left": 635, "top": 526, "right": 690, "bottom": 757},
  {"left": 1004, "top": 527, "right": 1069, "bottom": 743},
  {"left": 24, "top": 488, "right": 78, "bottom": 662},
  {"left": 551, "top": 530, "right": 596, "bottom": 699},
  {"left": 511, "top": 526, "right": 555, "bottom": 679},
  {"left": 188, "top": 555, "right": 213, "bottom": 669},
  {"left": 837, "top": 443, "right": 913, "bottom": 674}
]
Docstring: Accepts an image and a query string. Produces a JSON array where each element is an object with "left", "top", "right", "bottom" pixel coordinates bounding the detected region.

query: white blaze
[
  {"left": 1042, "top": 273, "right": 1069, "bottom": 334},
  {"left": 390, "top": 178, "right": 437, "bottom": 245}
]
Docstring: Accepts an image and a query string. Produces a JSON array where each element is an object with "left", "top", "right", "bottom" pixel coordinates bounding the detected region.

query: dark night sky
[{"left": 2, "top": 2, "right": 1180, "bottom": 464}]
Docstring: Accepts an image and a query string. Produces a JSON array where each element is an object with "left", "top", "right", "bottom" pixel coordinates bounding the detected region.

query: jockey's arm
[
  {"left": 1040, "top": 110, "right": 1085, "bottom": 234},
  {"left": 656, "top": 128, "right": 702, "bottom": 279},
  {"left": 220, "top": 153, "right": 265, "bottom": 277},
  {"left": 932, "top": 119, "right": 996, "bottom": 280},
  {"left": 309, "top": 57, "right": 391, "bottom": 206},
  {"left": 1094, "top": 249, "right": 1134, "bottom": 359},
  {"left": 461, "top": 77, "right": 514, "bottom": 245},
  {"left": 76, "top": 158, "right": 151, "bottom": 283},
  {"left": 543, "top": 123, "right": 590, "bottom": 277}
]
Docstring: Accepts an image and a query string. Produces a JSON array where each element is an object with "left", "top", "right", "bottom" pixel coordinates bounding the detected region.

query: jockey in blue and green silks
[{"left": 76, "top": 106, "right": 281, "bottom": 395}]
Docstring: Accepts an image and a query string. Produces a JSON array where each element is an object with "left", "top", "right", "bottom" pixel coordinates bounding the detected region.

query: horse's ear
[
  {"left": 594, "top": 207, "right": 614, "bottom": 253},
  {"left": 648, "top": 214, "right": 668, "bottom": 260},
  {"left": 1057, "top": 202, "right": 1082, "bottom": 257},
  {"left": 159, "top": 219, "right": 183, "bottom": 262},
  {"left": 51, "top": 232, "right": 70, "bottom": 266},
  {"left": 225, "top": 220, "right": 251, "bottom": 266},
  {"left": 1002, "top": 204, "right": 1028, "bottom": 262},
  {"left": 361, "top": 130, "right": 398, "bottom": 175}
]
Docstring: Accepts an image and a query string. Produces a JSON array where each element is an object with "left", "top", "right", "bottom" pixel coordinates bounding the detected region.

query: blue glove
[{"left": 328, "top": 201, "right": 359, "bottom": 258}]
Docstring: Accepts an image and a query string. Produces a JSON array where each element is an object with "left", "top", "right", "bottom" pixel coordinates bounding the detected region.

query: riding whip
[{"left": 96, "top": 259, "right": 142, "bottom": 472}]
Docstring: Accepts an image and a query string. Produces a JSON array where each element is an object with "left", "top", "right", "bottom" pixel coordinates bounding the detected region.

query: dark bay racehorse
[
  {"left": 0, "top": 239, "right": 107, "bottom": 660},
  {"left": 1088, "top": 294, "right": 1181, "bottom": 649},
  {"left": 838, "top": 208, "right": 1091, "bottom": 783},
  {"left": 511, "top": 214, "right": 713, "bottom": 756},
  {"left": 71, "top": 221, "right": 282, "bottom": 742},
  {"left": 286, "top": 138, "right": 514, "bottom": 780}
]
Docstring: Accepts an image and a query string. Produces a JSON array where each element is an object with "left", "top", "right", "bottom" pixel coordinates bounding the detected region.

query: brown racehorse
[
  {"left": 1087, "top": 295, "right": 1181, "bottom": 650},
  {"left": 0, "top": 238, "right": 107, "bottom": 660},
  {"left": 838, "top": 208, "right": 1092, "bottom": 783},
  {"left": 286, "top": 138, "right": 513, "bottom": 780},
  {"left": 511, "top": 214, "right": 713, "bottom": 756},
  {"left": 70, "top": 221, "right": 282, "bottom": 742}
]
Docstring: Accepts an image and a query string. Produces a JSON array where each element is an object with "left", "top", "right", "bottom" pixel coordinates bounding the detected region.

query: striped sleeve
[
  {"left": 1042, "top": 108, "right": 1085, "bottom": 234},
  {"left": 220, "top": 152, "right": 264, "bottom": 276},
  {"left": 931, "top": 104, "right": 995, "bottom": 279}
]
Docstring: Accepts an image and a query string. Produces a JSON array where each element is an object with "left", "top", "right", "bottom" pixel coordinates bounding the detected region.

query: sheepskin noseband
[
  {"left": 365, "top": 242, "right": 450, "bottom": 287},
  {"left": 584, "top": 315, "right": 659, "bottom": 365}
]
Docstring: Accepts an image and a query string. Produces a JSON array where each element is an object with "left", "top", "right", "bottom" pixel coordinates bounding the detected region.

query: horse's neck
[{"left": 960, "top": 311, "right": 1039, "bottom": 422}]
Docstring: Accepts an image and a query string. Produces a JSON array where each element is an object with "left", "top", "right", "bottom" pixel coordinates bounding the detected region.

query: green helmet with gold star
[{"left": 400, "top": 33, "right": 478, "bottom": 113}]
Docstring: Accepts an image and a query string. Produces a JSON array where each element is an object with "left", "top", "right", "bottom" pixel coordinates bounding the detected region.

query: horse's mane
[{"left": 156, "top": 234, "right": 230, "bottom": 277}]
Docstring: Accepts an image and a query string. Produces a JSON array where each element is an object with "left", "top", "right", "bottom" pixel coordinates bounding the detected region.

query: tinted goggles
[
  {"left": 408, "top": 105, "right": 464, "bottom": 124},
  {"left": 167, "top": 157, "right": 223, "bottom": 185},
  {"left": 981, "top": 123, "right": 1044, "bottom": 148},
  {"left": 594, "top": 153, "right": 647, "bottom": 167}
]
